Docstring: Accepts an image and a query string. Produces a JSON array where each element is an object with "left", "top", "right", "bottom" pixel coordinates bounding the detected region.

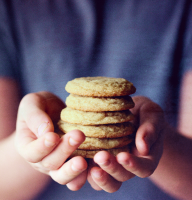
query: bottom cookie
[{"left": 70, "top": 146, "right": 130, "bottom": 158}]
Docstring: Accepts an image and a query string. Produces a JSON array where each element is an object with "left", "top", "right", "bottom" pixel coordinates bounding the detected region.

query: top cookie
[{"left": 65, "top": 77, "right": 136, "bottom": 97}]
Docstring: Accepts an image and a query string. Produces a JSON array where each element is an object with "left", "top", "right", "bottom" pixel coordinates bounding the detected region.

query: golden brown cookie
[
  {"left": 66, "top": 94, "right": 135, "bottom": 111},
  {"left": 58, "top": 121, "right": 135, "bottom": 138},
  {"left": 58, "top": 76, "right": 136, "bottom": 159},
  {"left": 70, "top": 146, "right": 130, "bottom": 158},
  {"left": 60, "top": 107, "right": 134, "bottom": 125},
  {"left": 65, "top": 77, "right": 136, "bottom": 97},
  {"left": 78, "top": 136, "right": 132, "bottom": 150}
]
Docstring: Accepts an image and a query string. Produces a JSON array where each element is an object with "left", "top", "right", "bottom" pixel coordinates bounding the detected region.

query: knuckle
[
  {"left": 24, "top": 154, "right": 39, "bottom": 163},
  {"left": 31, "top": 162, "right": 49, "bottom": 174},
  {"left": 22, "top": 93, "right": 42, "bottom": 103},
  {"left": 31, "top": 163, "right": 41, "bottom": 171},
  {"left": 108, "top": 167, "right": 117, "bottom": 174},
  {"left": 140, "top": 166, "right": 155, "bottom": 178},
  {"left": 56, "top": 171, "right": 75, "bottom": 185},
  {"left": 20, "top": 93, "right": 46, "bottom": 111},
  {"left": 23, "top": 148, "right": 45, "bottom": 163},
  {"left": 67, "top": 182, "right": 84, "bottom": 191},
  {"left": 20, "top": 93, "right": 36, "bottom": 108},
  {"left": 119, "top": 174, "right": 133, "bottom": 182},
  {"left": 60, "top": 140, "right": 77, "bottom": 157},
  {"left": 99, "top": 179, "right": 108, "bottom": 188},
  {"left": 42, "top": 162, "right": 59, "bottom": 171},
  {"left": 51, "top": 175, "right": 66, "bottom": 185},
  {"left": 57, "top": 178, "right": 68, "bottom": 185},
  {"left": 141, "top": 170, "right": 154, "bottom": 178},
  {"left": 60, "top": 146, "right": 72, "bottom": 157}
]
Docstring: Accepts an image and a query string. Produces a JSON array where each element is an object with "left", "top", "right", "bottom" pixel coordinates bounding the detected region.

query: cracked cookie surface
[{"left": 65, "top": 76, "right": 136, "bottom": 97}]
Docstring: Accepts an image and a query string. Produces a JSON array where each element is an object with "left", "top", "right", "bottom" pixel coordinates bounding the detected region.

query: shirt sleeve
[{"left": 0, "top": 0, "right": 20, "bottom": 79}]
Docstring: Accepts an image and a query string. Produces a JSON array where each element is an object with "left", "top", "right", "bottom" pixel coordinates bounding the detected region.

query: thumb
[
  {"left": 135, "top": 122, "right": 158, "bottom": 156},
  {"left": 17, "top": 92, "right": 65, "bottom": 138},
  {"left": 131, "top": 96, "right": 164, "bottom": 156},
  {"left": 15, "top": 92, "right": 64, "bottom": 162}
]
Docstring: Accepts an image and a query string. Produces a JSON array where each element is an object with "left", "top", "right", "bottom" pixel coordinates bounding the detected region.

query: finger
[
  {"left": 88, "top": 156, "right": 122, "bottom": 193},
  {"left": 131, "top": 96, "right": 164, "bottom": 155},
  {"left": 117, "top": 135, "right": 163, "bottom": 179},
  {"left": 41, "top": 130, "right": 85, "bottom": 170},
  {"left": 15, "top": 92, "right": 64, "bottom": 161},
  {"left": 94, "top": 151, "right": 134, "bottom": 182},
  {"left": 66, "top": 169, "right": 88, "bottom": 191},
  {"left": 49, "top": 156, "right": 87, "bottom": 185},
  {"left": 135, "top": 122, "right": 159, "bottom": 156},
  {"left": 90, "top": 167, "right": 122, "bottom": 193},
  {"left": 15, "top": 130, "right": 60, "bottom": 163},
  {"left": 117, "top": 153, "right": 154, "bottom": 178},
  {"left": 87, "top": 159, "right": 103, "bottom": 191}
]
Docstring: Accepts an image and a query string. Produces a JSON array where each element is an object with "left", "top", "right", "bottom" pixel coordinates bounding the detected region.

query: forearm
[
  {"left": 150, "top": 124, "right": 192, "bottom": 200},
  {"left": 0, "top": 133, "right": 51, "bottom": 200}
]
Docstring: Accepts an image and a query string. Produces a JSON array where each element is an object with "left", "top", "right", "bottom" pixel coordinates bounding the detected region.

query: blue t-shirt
[{"left": 0, "top": 0, "right": 192, "bottom": 199}]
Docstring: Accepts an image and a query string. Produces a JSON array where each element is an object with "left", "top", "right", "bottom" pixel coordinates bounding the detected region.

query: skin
[
  {"left": 150, "top": 71, "right": 192, "bottom": 199},
  {"left": 0, "top": 79, "right": 50, "bottom": 200},
  {"left": 178, "top": 71, "right": 192, "bottom": 139},
  {"left": 1, "top": 71, "right": 192, "bottom": 199},
  {"left": 15, "top": 92, "right": 164, "bottom": 193},
  {"left": 86, "top": 96, "right": 164, "bottom": 192}
]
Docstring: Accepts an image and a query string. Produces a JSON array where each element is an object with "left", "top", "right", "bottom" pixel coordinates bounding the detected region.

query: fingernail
[
  {"left": 44, "top": 139, "right": 55, "bottom": 147},
  {"left": 38, "top": 122, "right": 49, "bottom": 137},
  {"left": 69, "top": 137, "right": 79, "bottom": 146}
]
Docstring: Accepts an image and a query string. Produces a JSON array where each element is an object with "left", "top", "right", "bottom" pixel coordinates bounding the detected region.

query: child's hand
[
  {"left": 15, "top": 92, "right": 88, "bottom": 190},
  {"left": 87, "top": 96, "right": 165, "bottom": 193}
]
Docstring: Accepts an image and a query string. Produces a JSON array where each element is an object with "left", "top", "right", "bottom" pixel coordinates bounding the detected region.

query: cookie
[
  {"left": 60, "top": 107, "right": 134, "bottom": 125},
  {"left": 66, "top": 94, "right": 135, "bottom": 111},
  {"left": 78, "top": 136, "right": 132, "bottom": 150},
  {"left": 58, "top": 121, "right": 135, "bottom": 138},
  {"left": 70, "top": 146, "right": 130, "bottom": 158},
  {"left": 59, "top": 76, "right": 136, "bottom": 158},
  {"left": 65, "top": 77, "right": 136, "bottom": 97}
]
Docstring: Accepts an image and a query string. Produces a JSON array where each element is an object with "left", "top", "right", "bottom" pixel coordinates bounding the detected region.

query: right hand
[
  {"left": 15, "top": 91, "right": 88, "bottom": 191},
  {"left": 86, "top": 96, "right": 165, "bottom": 193}
]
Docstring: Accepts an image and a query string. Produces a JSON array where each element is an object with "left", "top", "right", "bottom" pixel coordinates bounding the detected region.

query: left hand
[{"left": 84, "top": 96, "right": 165, "bottom": 193}]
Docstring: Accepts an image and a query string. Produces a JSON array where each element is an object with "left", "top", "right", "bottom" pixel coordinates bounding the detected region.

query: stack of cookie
[{"left": 58, "top": 77, "right": 136, "bottom": 158}]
